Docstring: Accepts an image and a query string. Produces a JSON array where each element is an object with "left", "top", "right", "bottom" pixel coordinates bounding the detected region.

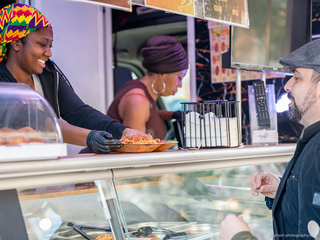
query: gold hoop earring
[{"left": 151, "top": 78, "right": 166, "bottom": 94}]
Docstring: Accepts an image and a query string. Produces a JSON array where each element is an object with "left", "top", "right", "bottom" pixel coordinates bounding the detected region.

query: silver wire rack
[{"left": 181, "top": 100, "right": 240, "bottom": 149}]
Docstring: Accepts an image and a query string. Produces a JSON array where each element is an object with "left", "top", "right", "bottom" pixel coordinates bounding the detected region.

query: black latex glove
[
  {"left": 172, "top": 110, "right": 183, "bottom": 121},
  {"left": 181, "top": 176, "right": 216, "bottom": 202},
  {"left": 86, "top": 130, "right": 122, "bottom": 154}
]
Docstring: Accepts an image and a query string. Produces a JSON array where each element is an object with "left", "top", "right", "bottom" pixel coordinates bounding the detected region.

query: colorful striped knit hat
[{"left": 0, "top": 3, "right": 52, "bottom": 63}]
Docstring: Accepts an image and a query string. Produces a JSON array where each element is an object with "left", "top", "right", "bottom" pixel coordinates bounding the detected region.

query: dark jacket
[
  {"left": 0, "top": 60, "right": 127, "bottom": 139},
  {"left": 267, "top": 121, "right": 320, "bottom": 239}
]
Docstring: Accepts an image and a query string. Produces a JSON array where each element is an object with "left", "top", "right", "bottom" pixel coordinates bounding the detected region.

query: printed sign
[
  {"left": 204, "top": 0, "right": 249, "bottom": 28},
  {"left": 208, "top": 21, "right": 284, "bottom": 83},
  {"left": 145, "top": 0, "right": 195, "bottom": 16},
  {"left": 71, "top": 0, "right": 131, "bottom": 11}
]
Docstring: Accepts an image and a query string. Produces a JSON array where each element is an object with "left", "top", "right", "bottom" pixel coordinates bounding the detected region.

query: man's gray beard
[{"left": 288, "top": 102, "right": 302, "bottom": 122}]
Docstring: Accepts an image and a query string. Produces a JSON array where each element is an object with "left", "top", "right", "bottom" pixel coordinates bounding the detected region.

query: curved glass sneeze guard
[
  {"left": 113, "top": 163, "right": 287, "bottom": 240},
  {"left": 0, "top": 83, "right": 67, "bottom": 161},
  {"left": 0, "top": 83, "right": 62, "bottom": 145},
  {"left": 17, "top": 163, "right": 287, "bottom": 240}
]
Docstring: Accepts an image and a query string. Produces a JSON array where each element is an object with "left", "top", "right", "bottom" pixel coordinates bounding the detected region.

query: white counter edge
[{"left": 0, "top": 145, "right": 295, "bottom": 190}]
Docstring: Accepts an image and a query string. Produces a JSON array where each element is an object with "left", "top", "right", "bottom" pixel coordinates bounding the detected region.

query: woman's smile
[{"left": 38, "top": 59, "right": 46, "bottom": 68}]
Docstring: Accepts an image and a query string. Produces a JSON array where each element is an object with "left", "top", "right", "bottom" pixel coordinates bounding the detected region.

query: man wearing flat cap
[{"left": 219, "top": 39, "right": 320, "bottom": 240}]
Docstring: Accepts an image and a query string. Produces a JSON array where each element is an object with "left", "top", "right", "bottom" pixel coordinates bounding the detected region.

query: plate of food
[
  {"left": 116, "top": 134, "right": 178, "bottom": 153},
  {"left": 153, "top": 141, "right": 178, "bottom": 152},
  {"left": 116, "top": 143, "right": 161, "bottom": 153},
  {"left": 116, "top": 134, "right": 160, "bottom": 153}
]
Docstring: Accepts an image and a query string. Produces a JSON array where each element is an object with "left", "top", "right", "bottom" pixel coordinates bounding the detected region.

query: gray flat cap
[{"left": 279, "top": 39, "right": 320, "bottom": 73}]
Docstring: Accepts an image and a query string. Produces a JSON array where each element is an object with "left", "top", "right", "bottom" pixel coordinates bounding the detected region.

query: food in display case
[
  {"left": 0, "top": 126, "right": 45, "bottom": 145},
  {"left": 0, "top": 83, "right": 67, "bottom": 161},
  {"left": 117, "top": 134, "right": 178, "bottom": 153},
  {"left": 96, "top": 234, "right": 114, "bottom": 240}
]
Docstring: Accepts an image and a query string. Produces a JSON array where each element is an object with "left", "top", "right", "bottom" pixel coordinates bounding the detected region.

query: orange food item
[
  {"left": 6, "top": 137, "right": 25, "bottom": 145},
  {"left": 120, "top": 133, "right": 171, "bottom": 145},
  {"left": 0, "top": 126, "right": 45, "bottom": 145},
  {"left": 0, "top": 127, "right": 11, "bottom": 132},
  {"left": 0, "top": 127, "right": 10, "bottom": 145},
  {"left": 18, "top": 126, "right": 45, "bottom": 143},
  {"left": 96, "top": 234, "right": 113, "bottom": 240},
  {"left": 2, "top": 128, "right": 25, "bottom": 145},
  {"left": 120, "top": 133, "right": 157, "bottom": 144}
]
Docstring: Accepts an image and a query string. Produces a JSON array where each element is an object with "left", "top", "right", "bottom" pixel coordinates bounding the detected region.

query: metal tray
[
  {"left": 49, "top": 222, "right": 219, "bottom": 240},
  {"left": 127, "top": 222, "right": 219, "bottom": 240},
  {"left": 50, "top": 229, "right": 147, "bottom": 240},
  {"left": 50, "top": 228, "right": 106, "bottom": 239}
]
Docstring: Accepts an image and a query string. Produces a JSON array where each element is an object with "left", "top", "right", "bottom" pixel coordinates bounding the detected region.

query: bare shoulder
[
  {"left": 126, "top": 88, "right": 146, "bottom": 96},
  {"left": 118, "top": 88, "right": 151, "bottom": 121},
  {"left": 121, "top": 88, "right": 149, "bottom": 106}
]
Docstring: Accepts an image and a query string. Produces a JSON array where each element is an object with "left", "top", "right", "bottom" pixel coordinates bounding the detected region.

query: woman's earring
[{"left": 151, "top": 78, "right": 166, "bottom": 94}]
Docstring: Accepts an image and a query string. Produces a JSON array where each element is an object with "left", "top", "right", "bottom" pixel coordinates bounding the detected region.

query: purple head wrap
[{"left": 141, "top": 36, "right": 188, "bottom": 74}]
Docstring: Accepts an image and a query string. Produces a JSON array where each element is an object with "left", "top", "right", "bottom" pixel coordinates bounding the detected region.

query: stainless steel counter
[{"left": 0, "top": 144, "right": 295, "bottom": 190}]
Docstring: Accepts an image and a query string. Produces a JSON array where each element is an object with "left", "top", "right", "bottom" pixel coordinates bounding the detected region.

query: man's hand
[
  {"left": 86, "top": 130, "right": 122, "bottom": 154},
  {"left": 250, "top": 172, "right": 280, "bottom": 199},
  {"left": 219, "top": 214, "right": 250, "bottom": 240},
  {"left": 121, "top": 128, "right": 146, "bottom": 138}
]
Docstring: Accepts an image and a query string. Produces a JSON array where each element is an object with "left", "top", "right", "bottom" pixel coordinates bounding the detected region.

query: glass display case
[
  {"left": 0, "top": 83, "right": 67, "bottom": 161},
  {"left": 17, "top": 161, "right": 287, "bottom": 240},
  {"left": 18, "top": 180, "right": 122, "bottom": 240}
]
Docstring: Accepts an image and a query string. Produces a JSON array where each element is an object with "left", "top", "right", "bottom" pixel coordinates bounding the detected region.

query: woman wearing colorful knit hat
[
  {"left": 0, "top": 3, "right": 143, "bottom": 153},
  {"left": 107, "top": 35, "right": 189, "bottom": 139}
]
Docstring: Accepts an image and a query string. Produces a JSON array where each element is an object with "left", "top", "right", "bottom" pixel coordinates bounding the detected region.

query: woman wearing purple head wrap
[{"left": 108, "top": 35, "right": 189, "bottom": 139}]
